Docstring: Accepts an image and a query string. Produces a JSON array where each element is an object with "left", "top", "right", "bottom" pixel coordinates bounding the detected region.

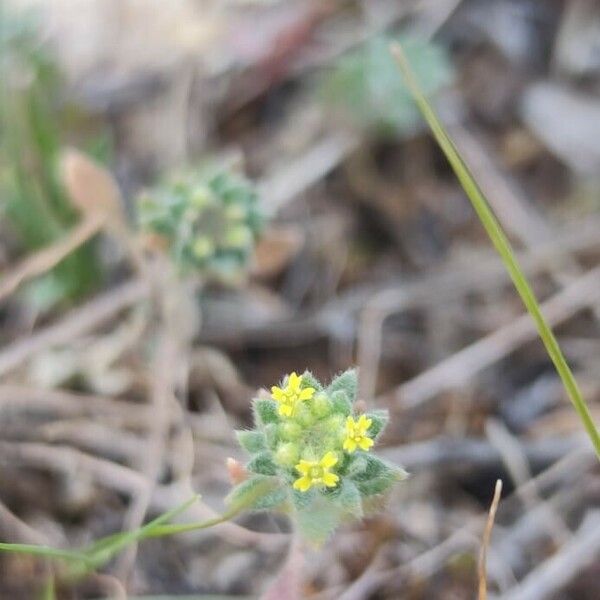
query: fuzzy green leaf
[
  {"left": 253, "top": 398, "right": 279, "bottom": 426},
  {"left": 327, "top": 369, "right": 358, "bottom": 402},
  {"left": 226, "top": 475, "right": 281, "bottom": 511},
  {"left": 300, "top": 371, "right": 323, "bottom": 392},
  {"left": 356, "top": 475, "right": 398, "bottom": 497},
  {"left": 296, "top": 498, "right": 343, "bottom": 546},
  {"left": 364, "top": 410, "right": 389, "bottom": 440},
  {"left": 330, "top": 390, "right": 352, "bottom": 416},
  {"left": 291, "top": 488, "right": 317, "bottom": 511},
  {"left": 335, "top": 480, "right": 363, "bottom": 518},
  {"left": 252, "top": 487, "right": 289, "bottom": 510},
  {"left": 264, "top": 423, "right": 280, "bottom": 449},
  {"left": 236, "top": 430, "right": 266, "bottom": 454},
  {"left": 247, "top": 451, "right": 278, "bottom": 476}
]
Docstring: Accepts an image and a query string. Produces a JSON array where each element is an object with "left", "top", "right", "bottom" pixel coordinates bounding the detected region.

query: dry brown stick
[
  {"left": 0, "top": 498, "right": 49, "bottom": 546},
  {"left": 0, "top": 278, "right": 149, "bottom": 377},
  {"left": 0, "top": 441, "right": 147, "bottom": 496},
  {"left": 498, "top": 511, "right": 600, "bottom": 600},
  {"left": 0, "top": 385, "right": 154, "bottom": 428},
  {"left": 478, "top": 479, "right": 503, "bottom": 600},
  {"left": 387, "top": 264, "right": 600, "bottom": 409},
  {"left": 0, "top": 215, "right": 103, "bottom": 303}
]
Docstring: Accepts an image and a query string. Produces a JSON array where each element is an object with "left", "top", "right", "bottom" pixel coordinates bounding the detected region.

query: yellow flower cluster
[{"left": 271, "top": 372, "right": 375, "bottom": 492}]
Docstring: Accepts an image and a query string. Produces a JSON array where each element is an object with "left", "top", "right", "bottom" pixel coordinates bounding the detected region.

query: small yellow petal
[
  {"left": 293, "top": 476, "right": 312, "bottom": 492},
  {"left": 271, "top": 387, "right": 285, "bottom": 401},
  {"left": 288, "top": 372, "right": 300, "bottom": 388},
  {"left": 358, "top": 437, "right": 374, "bottom": 451},
  {"left": 322, "top": 472, "right": 339, "bottom": 487},
  {"left": 320, "top": 451, "right": 338, "bottom": 468},
  {"left": 295, "top": 460, "right": 312, "bottom": 475},
  {"left": 343, "top": 438, "right": 356, "bottom": 452},
  {"left": 358, "top": 415, "right": 371, "bottom": 428},
  {"left": 298, "top": 388, "right": 315, "bottom": 401}
]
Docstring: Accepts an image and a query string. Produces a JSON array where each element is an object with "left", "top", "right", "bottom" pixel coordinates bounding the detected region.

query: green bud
[
  {"left": 190, "top": 188, "right": 212, "bottom": 209},
  {"left": 295, "top": 404, "right": 315, "bottom": 428},
  {"left": 192, "top": 237, "right": 214, "bottom": 259},
  {"left": 224, "top": 225, "right": 252, "bottom": 249},
  {"left": 280, "top": 421, "right": 303, "bottom": 441},
  {"left": 311, "top": 392, "right": 331, "bottom": 418},
  {"left": 275, "top": 442, "right": 299, "bottom": 467}
]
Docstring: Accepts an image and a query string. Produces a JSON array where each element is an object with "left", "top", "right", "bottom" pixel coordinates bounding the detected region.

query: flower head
[
  {"left": 343, "top": 414, "right": 374, "bottom": 453},
  {"left": 271, "top": 372, "right": 315, "bottom": 417},
  {"left": 293, "top": 451, "right": 339, "bottom": 492}
]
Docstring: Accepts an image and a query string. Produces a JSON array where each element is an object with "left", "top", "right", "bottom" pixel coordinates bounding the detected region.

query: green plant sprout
[
  {"left": 0, "top": 8, "right": 103, "bottom": 307},
  {"left": 137, "top": 168, "right": 264, "bottom": 280},
  {"left": 228, "top": 369, "right": 407, "bottom": 544},
  {"left": 390, "top": 43, "right": 600, "bottom": 459},
  {"left": 321, "top": 34, "right": 452, "bottom": 137}
]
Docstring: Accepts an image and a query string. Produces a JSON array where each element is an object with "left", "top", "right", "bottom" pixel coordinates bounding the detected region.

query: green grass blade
[
  {"left": 82, "top": 495, "right": 200, "bottom": 568},
  {"left": 390, "top": 43, "right": 600, "bottom": 459},
  {"left": 0, "top": 542, "right": 91, "bottom": 566}
]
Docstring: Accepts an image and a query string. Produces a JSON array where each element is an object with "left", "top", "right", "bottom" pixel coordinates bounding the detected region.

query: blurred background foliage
[{"left": 0, "top": 9, "right": 104, "bottom": 309}]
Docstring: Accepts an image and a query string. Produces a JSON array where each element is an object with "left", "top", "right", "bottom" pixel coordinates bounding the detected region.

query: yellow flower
[
  {"left": 343, "top": 415, "right": 374, "bottom": 453},
  {"left": 293, "top": 451, "right": 339, "bottom": 492},
  {"left": 271, "top": 372, "right": 315, "bottom": 417}
]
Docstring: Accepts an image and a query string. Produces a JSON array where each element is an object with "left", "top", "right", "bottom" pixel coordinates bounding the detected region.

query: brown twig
[
  {"left": 0, "top": 278, "right": 149, "bottom": 377},
  {"left": 478, "top": 479, "right": 503, "bottom": 600}
]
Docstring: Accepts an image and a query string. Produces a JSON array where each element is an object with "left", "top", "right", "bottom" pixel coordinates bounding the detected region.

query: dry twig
[{"left": 478, "top": 479, "right": 502, "bottom": 600}]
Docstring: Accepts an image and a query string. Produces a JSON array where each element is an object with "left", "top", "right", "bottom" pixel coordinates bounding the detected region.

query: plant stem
[{"left": 390, "top": 42, "right": 600, "bottom": 459}]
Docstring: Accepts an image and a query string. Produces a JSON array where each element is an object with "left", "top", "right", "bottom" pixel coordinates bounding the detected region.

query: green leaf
[
  {"left": 225, "top": 475, "right": 281, "bottom": 511},
  {"left": 253, "top": 398, "right": 279, "bottom": 426},
  {"left": 364, "top": 410, "right": 389, "bottom": 440},
  {"left": 391, "top": 42, "right": 600, "bottom": 459},
  {"left": 252, "top": 486, "right": 289, "bottom": 510},
  {"left": 330, "top": 390, "right": 352, "bottom": 416},
  {"left": 264, "top": 423, "right": 280, "bottom": 449},
  {"left": 327, "top": 369, "right": 358, "bottom": 401},
  {"left": 334, "top": 480, "right": 363, "bottom": 518},
  {"left": 321, "top": 34, "right": 452, "bottom": 136},
  {"left": 296, "top": 498, "right": 343, "bottom": 546},
  {"left": 300, "top": 370, "right": 323, "bottom": 392},
  {"left": 355, "top": 475, "right": 398, "bottom": 497},
  {"left": 247, "top": 452, "right": 278, "bottom": 476},
  {"left": 236, "top": 430, "right": 266, "bottom": 454},
  {"left": 291, "top": 488, "right": 317, "bottom": 511}
]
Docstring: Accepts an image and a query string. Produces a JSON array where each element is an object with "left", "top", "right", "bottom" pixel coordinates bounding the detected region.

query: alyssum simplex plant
[{"left": 229, "top": 369, "right": 406, "bottom": 544}]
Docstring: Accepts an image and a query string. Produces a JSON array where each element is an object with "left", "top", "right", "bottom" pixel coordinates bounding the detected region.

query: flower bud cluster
[{"left": 138, "top": 169, "right": 263, "bottom": 278}]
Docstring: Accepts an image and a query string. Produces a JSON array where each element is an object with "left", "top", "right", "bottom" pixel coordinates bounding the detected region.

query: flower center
[{"left": 309, "top": 466, "right": 323, "bottom": 479}]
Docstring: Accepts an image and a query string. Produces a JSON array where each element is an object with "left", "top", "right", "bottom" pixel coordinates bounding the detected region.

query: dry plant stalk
[{"left": 478, "top": 479, "right": 503, "bottom": 600}]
